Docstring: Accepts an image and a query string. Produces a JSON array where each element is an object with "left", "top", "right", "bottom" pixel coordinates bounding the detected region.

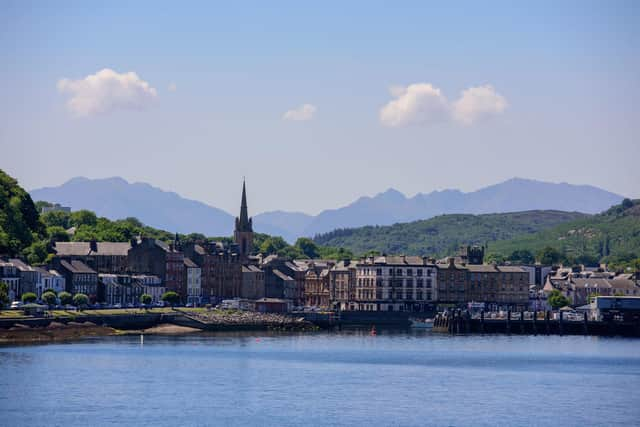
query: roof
[
  {"left": 59, "top": 259, "right": 97, "bottom": 274},
  {"left": 8, "top": 258, "right": 36, "bottom": 272},
  {"left": 54, "top": 241, "right": 131, "bottom": 256},
  {"left": 273, "top": 269, "right": 294, "bottom": 282},
  {"left": 242, "top": 265, "right": 262, "bottom": 273},
  {"left": 183, "top": 258, "right": 199, "bottom": 268}
]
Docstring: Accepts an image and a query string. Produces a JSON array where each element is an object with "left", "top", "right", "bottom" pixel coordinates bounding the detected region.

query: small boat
[{"left": 410, "top": 318, "right": 434, "bottom": 329}]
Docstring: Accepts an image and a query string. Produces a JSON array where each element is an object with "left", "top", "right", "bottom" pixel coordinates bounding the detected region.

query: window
[
  {"left": 396, "top": 269, "right": 403, "bottom": 276},
  {"left": 417, "top": 269, "right": 423, "bottom": 277},
  {"left": 407, "top": 269, "right": 413, "bottom": 276}
]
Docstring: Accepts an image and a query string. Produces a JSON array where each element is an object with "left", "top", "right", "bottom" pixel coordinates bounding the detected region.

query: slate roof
[
  {"left": 273, "top": 269, "right": 294, "bottom": 282},
  {"left": 183, "top": 258, "right": 199, "bottom": 268},
  {"left": 54, "top": 242, "right": 131, "bottom": 256},
  {"left": 59, "top": 259, "right": 97, "bottom": 274}
]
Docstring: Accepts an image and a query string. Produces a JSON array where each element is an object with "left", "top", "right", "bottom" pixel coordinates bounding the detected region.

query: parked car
[{"left": 10, "top": 301, "right": 23, "bottom": 309}]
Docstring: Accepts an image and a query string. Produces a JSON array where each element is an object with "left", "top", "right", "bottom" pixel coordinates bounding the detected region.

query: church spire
[{"left": 235, "top": 179, "right": 252, "bottom": 232}]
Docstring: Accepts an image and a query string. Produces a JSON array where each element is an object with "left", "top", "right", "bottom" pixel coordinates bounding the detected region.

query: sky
[{"left": 1, "top": 1, "right": 638, "bottom": 216}]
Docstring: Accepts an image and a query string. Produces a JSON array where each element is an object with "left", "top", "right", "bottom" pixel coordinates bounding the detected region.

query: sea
[{"left": 1, "top": 330, "right": 639, "bottom": 426}]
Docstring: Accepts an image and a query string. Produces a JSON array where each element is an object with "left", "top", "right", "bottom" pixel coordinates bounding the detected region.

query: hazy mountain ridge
[
  {"left": 30, "top": 177, "right": 235, "bottom": 236},
  {"left": 31, "top": 177, "right": 623, "bottom": 241}
]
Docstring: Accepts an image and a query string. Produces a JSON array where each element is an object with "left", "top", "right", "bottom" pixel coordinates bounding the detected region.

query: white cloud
[
  {"left": 168, "top": 82, "right": 177, "bottom": 92},
  {"left": 379, "top": 83, "right": 450, "bottom": 127},
  {"left": 379, "top": 82, "right": 507, "bottom": 127},
  {"left": 283, "top": 103, "right": 317, "bottom": 121},
  {"left": 57, "top": 68, "right": 158, "bottom": 117},
  {"left": 452, "top": 85, "right": 508, "bottom": 125}
]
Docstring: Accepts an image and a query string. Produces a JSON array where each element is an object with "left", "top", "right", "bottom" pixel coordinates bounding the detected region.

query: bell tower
[{"left": 234, "top": 179, "right": 253, "bottom": 261}]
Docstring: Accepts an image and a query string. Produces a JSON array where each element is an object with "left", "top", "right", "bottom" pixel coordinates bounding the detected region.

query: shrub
[{"left": 21, "top": 292, "right": 37, "bottom": 304}]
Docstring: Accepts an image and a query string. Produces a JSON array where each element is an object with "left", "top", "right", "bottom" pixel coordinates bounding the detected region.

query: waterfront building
[
  {"left": 0, "top": 260, "right": 21, "bottom": 301},
  {"left": 241, "top": 264, "right": 265, "bottom": 300},
  {"left": 57, "top": 259, "right": 98, "bottom": 299},
  {"left": 437, "top": 258, "right": 529, "bottom": 310},
  {"left": 183, "top": 242, "right": 242, "bottom": 304},
  {"left": 8, "top": 258, "right": 39, "bottom": 295},
  {"left": 34, "top": 267, "right": 66, "bottom": 298},
  {"left": 132, "top": 274, "right": 164, "bottom": 303},
  {"left": 184, "top": 257, "right": 202, "bottom": 305},
  {"left": 329, "top": 260, "right": 357, "bottom": 311},
  {"left": 544, "top": 274, "right": 640, "bottom": 307},
  {"left": 99, "top": 274, "right": 144, "bottom": 306},
  {"left": 53, "top": 241, "right": 131, "bottom": 274},
  {"left": 355, "top": 255, "right": 437, "bottom": 312},
  {"left": 128, "top": 237, "right": 185, "bottom": 298},
  {"left": 261, "top": 256, "right": 307, "bottom": 305},
  {"left": 304, "top": 264, "right": 330, "bottom": 309}
]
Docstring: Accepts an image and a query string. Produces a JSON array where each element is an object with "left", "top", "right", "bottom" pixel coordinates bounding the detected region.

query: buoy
[
  {"left": 370, "top": 325, "right": 377, "bottom": 336},
  {"left": 140, "top": 334, "right": 144, "bottom": 345}
]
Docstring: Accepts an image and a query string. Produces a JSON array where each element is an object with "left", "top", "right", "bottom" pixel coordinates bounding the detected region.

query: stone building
[
  {"left": 57, "top": 259, "right": 98, "bottom": 299},
  {"left": 437, "top": 258, "right": 529, "bottom": 309},
  {"left": 127, "top": 237, "right": 185, "bottom": 298},
  {"left": 355, "top": 255, "right": 437, "bottom": 312},
  {"left": 304, "top": 264, "right": 330, "bottom": 309},
  {"left": 99, "top": 274, "right": 144, "bottom": 306},
  {"left": 329, "top": 260, "right": 357, "bottom": 311},
  {"left": 53, "top": 241, "right": 130, "bottom": 274},
  {"left": 241, "top": 264, "right": 265, "bottom": 300},
  {"left": 183, "top": 242, "right": 242, "bottom": 304},
  {"left": 184, "top": 258, "right": 202, "bottom": 305}
]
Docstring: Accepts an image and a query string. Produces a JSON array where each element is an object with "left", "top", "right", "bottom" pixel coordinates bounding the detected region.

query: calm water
[{"left": 1, "top": 331, "right": 639, "bottom": 427}]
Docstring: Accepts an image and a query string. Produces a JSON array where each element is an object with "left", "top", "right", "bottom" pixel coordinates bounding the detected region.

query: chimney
[
  {"left": 89, "top": 239, "right": 98, "bottom": 253},
  {"left": 130, "top": 238, "right": 137, "bottom": 248},
  {"left": 448, "top": 257, "right": 455, "bottom": 267}
]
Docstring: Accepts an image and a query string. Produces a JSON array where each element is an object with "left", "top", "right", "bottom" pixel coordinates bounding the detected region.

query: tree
[
  {"left": 508, "top": 249, "right": 535, "bottom": 265},
  {"left": 485, "top": 253, "right": 505, "bottom": 264},
  {"left": 42, "top": 291, "right": 57, "bottom": 306},
  {"left": 21, "top": 292, "right": 37, "bottom": 304},
  {"left": 41, "top": 210, "right": 71, "bottom": 229},
  {"left": 0, "top": 281, "right": 10, "bottom": 308},
  {"left": 140, "top": 294, "right": 152, "bottom": 306},
  {"left": 0, "top": 169, "right": 46, "bottom": 256},
  {"left": 22, "top": 240, "right": 49, "bottom": 265},
  {"left": 73, "top": 293, "right": 89, "bottom": 309},
  {"left": 47, "top": 226, "right": 70, "bottom": 243},
  {"left": 537, "top": 246, "right": 562, "bottom": 265},
  {"left": 548, "top": 289, "right": 570, "bottom": 309},
  {"left": 622, "top": 198, "right": 633, "bottom": 210},
  {"left": 161, "top": 291, "right": 180, "bottom": 306},
  {"left": 295, "top": 238, "right": 320, "bottom": 259},
  {"left": 59, "top": 291, "right": 73, "bottom": 305},
  {"left": 70, "top": 210, "right": 98, "bottom": 228},
  {"left": 259, "top": 236, "right": 288, "bottom": 255}
]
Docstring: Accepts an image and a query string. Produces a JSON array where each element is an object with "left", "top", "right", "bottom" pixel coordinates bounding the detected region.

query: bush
[
  {"left": 140, "top": 294, "right": 152, "bottom": 306},
  {"left": 548, "top": 289, "right": 571, "bottom": 309},
  {"left": 161, "top": 291, "right": 180, "bottom": 306},
  {"left": 72, "top": 293, "right": 89, "bottom": 308},
  {"left": 42, "top": 291, "right": 57, "bottom": 306},
  {"left": 21, "top": 292, "right": 37, "bottom": 304},
  {"left": 59, "top": 291, "right": 73, "bottom": 305}
]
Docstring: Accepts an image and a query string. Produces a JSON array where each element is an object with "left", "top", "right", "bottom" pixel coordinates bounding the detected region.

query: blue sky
[{"left": 1, "top": 1, "right": 638, "bottom": 215}]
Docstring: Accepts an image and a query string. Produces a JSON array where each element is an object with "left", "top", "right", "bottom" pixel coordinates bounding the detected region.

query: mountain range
[{"left": 30, "top": 177, "right": 624, "bottom": 241}]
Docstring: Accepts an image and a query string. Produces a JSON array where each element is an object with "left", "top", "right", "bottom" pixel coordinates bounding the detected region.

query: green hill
[
  {"left": 489, "top": 199, "right": 640, "bottom": 267},
  {"left": 313, "top": 210, "right": 588, "bottom": 257}
]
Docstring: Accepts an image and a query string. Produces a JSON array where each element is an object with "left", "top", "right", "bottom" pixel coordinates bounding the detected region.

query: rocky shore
[
  {"left": 0, "top": 321, "right": 117, "bottom": 344},
  {"left": 179, "top": 309, "right": 317, "bottom": 331}
]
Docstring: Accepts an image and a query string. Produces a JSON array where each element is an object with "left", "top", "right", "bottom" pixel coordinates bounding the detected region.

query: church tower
[{"left": 234, "top": 179, "right": 253, "bottom": 261}]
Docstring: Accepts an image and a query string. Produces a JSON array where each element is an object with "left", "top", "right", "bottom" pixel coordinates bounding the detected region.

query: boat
[{"left": 409, "top": 318, "right": 434, "bottom": 329}]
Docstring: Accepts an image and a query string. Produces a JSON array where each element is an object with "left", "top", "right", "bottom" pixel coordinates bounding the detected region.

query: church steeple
[
  {"left": 234, "top": 179, "right": 253, "bottom": 261},
  {"left": 236, "top": 179, "right": 252, "bottom": 232}
]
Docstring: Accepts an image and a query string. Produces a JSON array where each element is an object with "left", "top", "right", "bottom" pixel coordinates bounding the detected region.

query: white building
[
  {"left": 34, "top": 267, "right": 66, "bottom": 298},
  {"left": 132, "top": 274, "right": 164, "bottom": 303},
  {"left": 184, "top": 258, "right": 202, "bottom": 305},
  {"left": 355, "top": 255, "right": 437, "bottom": 312},
  {"left": 0, "top": 261, "right": 21, "bottom": 302}
]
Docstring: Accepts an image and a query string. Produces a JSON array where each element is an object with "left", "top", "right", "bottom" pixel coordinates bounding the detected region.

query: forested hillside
[{"left": 314, "top": 210, "right": 587, "bottom": 257}]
